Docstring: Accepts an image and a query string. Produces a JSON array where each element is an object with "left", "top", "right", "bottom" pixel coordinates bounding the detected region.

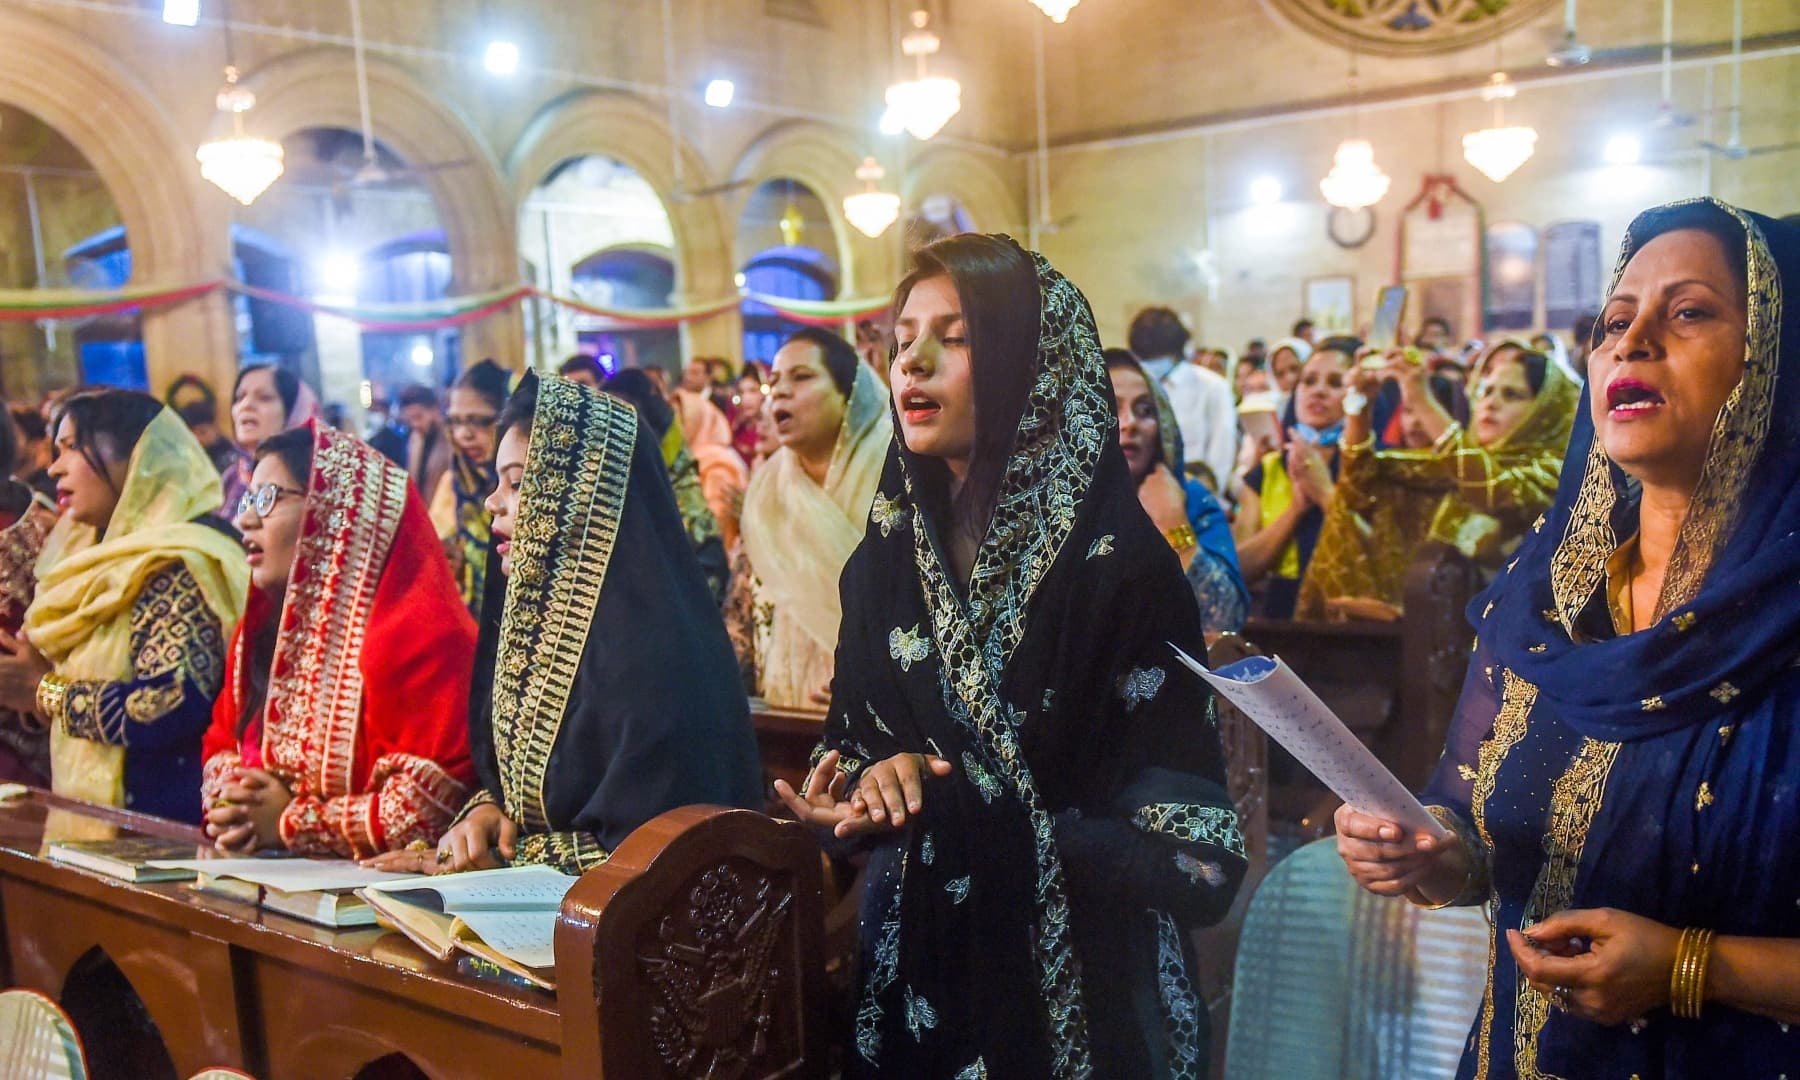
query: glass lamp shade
[
  {"left": 1318, "top": 138, "right": 1391, "bottom": 210},
  {"left": 197, "top": 135, "right": 285, "bottom": 205},
  {"left": 884, "top": 76, "right": 962, "bottom": 141},
  {"left": 1462, "top": 125, "right": 1538, "bottom": 182}
]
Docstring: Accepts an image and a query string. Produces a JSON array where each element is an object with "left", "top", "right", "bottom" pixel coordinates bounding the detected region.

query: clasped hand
[
  {"left": 205, "top": 767, "right": 293, "bottom": 852},
  {"left": 774, "top": 749, "right": 953, "bottom": 838}
]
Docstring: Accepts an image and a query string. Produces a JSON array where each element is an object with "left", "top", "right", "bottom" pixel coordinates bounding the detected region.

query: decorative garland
[{"left": 0, "top": 278, "right": 890, "bottom": 331}]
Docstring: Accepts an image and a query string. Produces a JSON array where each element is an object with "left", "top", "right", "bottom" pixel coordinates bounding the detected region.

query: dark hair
[
  {"left": 558, "top": 354, "right": 605, "bottom": 382},
  {"left": 164, "top": 373, "right": 217, "bottom": 412},
  {"left": 1482, "top": 344, "right": 1549, "bottom": 395},
  {"left": 0, "top": 404, "right": 18, "bottom": 482},
  {"left": 233, "top": 363, "right": 301, "bottom": 421},
  {"left": 602, "top": 369, "right": 676, "bottom": 437},
  {"left": 1127, "top": 306, "right": 1190, "bottom": 360},
  {"left": 1320, "top": 335, "right": 1364, "bottom": 357},
  {"left": 1573, "top": 309, "right": 1602, "bottom": 350},
  {"left": 51, "top": 389, "right": 164, "bottom": 494},
  {"left": 779, "top": 326, "right": 860, "bottom": 399},
  {"left": 1101, "top": 346, "right": 1139, "bottom": 373},
  {"left": 892, "top": 234, "right": 1041, "bottom": 545},
  {"left": 496, "top": 374, "right": 539, "bottom": 444},
  {"left": 9, "top": 404, "right": 46, "bottom": 444},
  {"left": 1291, "top": 318, "right": 1315, "bottom": 336},
  {"left": 238, "top": 431, "right": 314, "bottom": 735},
  {"left": 1421, "top": 316, "right": 1452, "bottom": 334},
  {"left": 454, "top": 359, "right": 511, "bottom": 414},
  {"left": 176, "top": 400, "right": 219, "bottom": 429},
  {"left": 1426, "top": 373, "right": 1472, "bottom": 427},
  {"left": 396, "top": 384, "right": 439, "bottom": 410}
]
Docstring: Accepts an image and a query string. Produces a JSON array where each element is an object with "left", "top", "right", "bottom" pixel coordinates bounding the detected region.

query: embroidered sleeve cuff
[
  {"left": 58, "top": 680, "right": 120, "bottom": 744},
  {"left": 201, "top": 750, "right": 241, "bottom": 807},
  {"left": 35, "top": 673, "right": 70, "bottom": 725},
  {"left": 513, "top": 831, "right": 609, "bottom": 876},
  {"left": 451, "top": 787, "right": 499, "bottom": 826},
  {"left": 277, "top": 796, "right": 349, "bottom": 858}
]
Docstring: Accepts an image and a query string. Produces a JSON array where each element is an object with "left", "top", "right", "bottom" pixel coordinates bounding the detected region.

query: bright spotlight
[
  {"left": 410, "top": 343, "right": 435, "bottom": 369},
  {"left": 1603, "top": 133, "right": 1642, "bottom": 166},
  {"left": 1249, "top": 175, "right": 1283, "bottom": 205},
  {"left": 314, "top": 253, "right": 361, "bottom": 297},
  {"left": 162, "top": 0, "right": 199, "bottom": 26},
  {"left": 879, "top": 106, "right": 906, "bottom": 136},
  {"left": 704, "top": 79, "right": 735, "bottom": 108},
  {"left": 484, "top": 40, "right": 520, "bottom": 76}
]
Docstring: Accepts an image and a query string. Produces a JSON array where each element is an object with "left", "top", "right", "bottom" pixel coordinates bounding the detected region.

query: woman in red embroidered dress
[{"left": 200, "top": 422, "right": 478, "bottom": 857}]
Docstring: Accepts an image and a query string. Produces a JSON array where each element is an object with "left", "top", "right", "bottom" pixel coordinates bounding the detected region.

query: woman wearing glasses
[
  {"left": 429, "top": 359, "right": 509, "bottom": 616},
  {"left": 200, "top": 423, "right": 478, "bottom": 856},
  {"left": 0, "top": 390, "right": 248, "bottom": 823}
]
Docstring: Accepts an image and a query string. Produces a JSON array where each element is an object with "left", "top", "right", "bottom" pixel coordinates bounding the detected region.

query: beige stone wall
[{"left": 0, "top": 0, "right": 1792, "bottom": 400}]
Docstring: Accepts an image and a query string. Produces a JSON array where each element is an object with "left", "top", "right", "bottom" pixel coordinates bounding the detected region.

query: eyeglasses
[
  {"left": 237, "top": 482, "right": 306, "bottom": 519},
  {"left": 447, "top": 414, "right": 499, "bottom": 433}
]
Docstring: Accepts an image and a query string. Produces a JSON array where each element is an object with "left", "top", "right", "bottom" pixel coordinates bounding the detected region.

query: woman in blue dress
[{"left": 1336, "top": 198, "right": 1800, "bottom": 1076}]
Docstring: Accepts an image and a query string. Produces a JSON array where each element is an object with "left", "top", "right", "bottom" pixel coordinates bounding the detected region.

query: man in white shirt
[{"left": 1128, "top": 307, "right": 1239, "bottom": 491}]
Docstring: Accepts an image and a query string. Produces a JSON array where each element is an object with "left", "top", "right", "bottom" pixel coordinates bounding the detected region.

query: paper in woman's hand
[{"left": 1171, "top": 647, "right": 1448, "bottom": 839}]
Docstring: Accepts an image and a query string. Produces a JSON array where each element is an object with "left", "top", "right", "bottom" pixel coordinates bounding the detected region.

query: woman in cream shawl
[
  {"left": 1298, "top": 340, "right": 1577, "bottom": 619},
  {"left": 0, "top": 390, "right": 247, "bottom": 822},
  {"left": 731, "top": 328, "right": 890, "bottom": 708}
]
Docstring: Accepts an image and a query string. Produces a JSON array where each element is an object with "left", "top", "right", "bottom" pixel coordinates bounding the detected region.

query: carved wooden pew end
[{"left": 555, "top": 806, "right": 829, "bottom": 1080}]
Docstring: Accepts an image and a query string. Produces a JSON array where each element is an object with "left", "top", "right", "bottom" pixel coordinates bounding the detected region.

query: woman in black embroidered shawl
[
  {"left": 421, "top": 373, "right": 762, "bottom": 875},
  {"left": 777, "top": 235, "right": 1246, "bottom": 1078}
]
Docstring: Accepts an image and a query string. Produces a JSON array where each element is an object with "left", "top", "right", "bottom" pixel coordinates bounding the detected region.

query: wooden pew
[
  {"left": 1243, "top": 541, "right": 1480, "bottom": 831},
  {"left": 0, "top": 792, "right": 829, "bottom": 1079}
]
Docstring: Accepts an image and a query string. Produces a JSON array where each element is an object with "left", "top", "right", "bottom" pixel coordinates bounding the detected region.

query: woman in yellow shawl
[
  {"left": 732, "top": 327, "right": 889, "bottom": 708},
  {"left": 0, "top": 390, "right": 247, "bottom": 823},
  {"left": 1297, "top": 341, "right": 1577, "bottom": 619}
]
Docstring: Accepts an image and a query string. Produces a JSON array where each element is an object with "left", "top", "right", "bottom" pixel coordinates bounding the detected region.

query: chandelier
[
  {"left": 842, "top": 157, "right": 902, "bottom": 239},
  {"left": 1319, "top": 138, "right": 1391, "bottom": 209},
  {"left": 885, "top": 10, "right": 961, "bottom": 141},
  {"left": 1462, "top": 72, "right": 1537, "bottom": 183},
  {"left": 196, "top": 66, "right": 285, "bottom": 205},
  {"left": 1028, "top": 0, "right": 1080, "bottom": 21}
]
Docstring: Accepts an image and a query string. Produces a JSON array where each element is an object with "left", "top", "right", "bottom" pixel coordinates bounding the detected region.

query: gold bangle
[
  {"left": 35, "top": 672, "right": 70, "bottom": 725},
  {"left": 1670, "top": 926, "right": 1715, "bottom": 1020},
  {"left": 1163, "top": 524, "right": 1199, "bottom": 552}
]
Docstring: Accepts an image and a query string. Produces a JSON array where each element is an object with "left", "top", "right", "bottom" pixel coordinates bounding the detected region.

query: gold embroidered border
[
  {"left": 1468, "top": 669, "right": 1537, "bottom": 1080},
  {"left": 264, "top": 426, "right": 409, "bottom": 800},
  {"left": 491, "top": 378, "right": 637, "bottom": 832},
  {"left": 1512, "top": 735, "right": 1621, "bottom": 1079}
]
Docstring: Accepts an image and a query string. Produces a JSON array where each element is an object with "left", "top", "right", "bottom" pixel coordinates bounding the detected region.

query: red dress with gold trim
[{"left": 202, "top": 423, "right": 478, "bottom": 857}]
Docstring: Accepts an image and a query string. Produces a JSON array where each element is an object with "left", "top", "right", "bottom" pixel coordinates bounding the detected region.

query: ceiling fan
[
  {"left": 327, "top": 0, "right": 471, "bottom": 190},
  {"left": 1693, "top": 0, "right": 1800, "bottom": 160}
]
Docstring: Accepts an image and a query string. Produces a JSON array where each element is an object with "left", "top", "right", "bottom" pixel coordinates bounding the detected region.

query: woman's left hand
[
  {"left": 1506, "top": 908, "right": 1682, "bottom": 1026},
  {"left": 1288, "top": 439, "right": 1335, "bottom": 508},
  {"left": 0, "top": 629, "right": 54, "bottom": 716}
]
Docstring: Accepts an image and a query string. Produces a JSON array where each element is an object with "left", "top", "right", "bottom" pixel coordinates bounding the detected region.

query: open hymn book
[
  {"left": 358, "top": 864, "right": 580, "bottom": 990},
  {"left": 145, "top": 857, "right": 424, "bottom": 928}
]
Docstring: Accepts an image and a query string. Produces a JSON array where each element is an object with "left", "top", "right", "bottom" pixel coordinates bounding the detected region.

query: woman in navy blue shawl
[{"left": 1338, "top": 199, "right": 1800, "bottom": 1078}]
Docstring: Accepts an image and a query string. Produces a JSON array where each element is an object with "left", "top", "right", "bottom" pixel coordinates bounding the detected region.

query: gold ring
[{"left": 436, "top": 849, "right": 452, "bottom": 864}]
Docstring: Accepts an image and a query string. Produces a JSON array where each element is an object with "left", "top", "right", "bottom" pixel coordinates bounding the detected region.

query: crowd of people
[{"left": 0, "top": 195, "right": 1793, "bottom": 1076}]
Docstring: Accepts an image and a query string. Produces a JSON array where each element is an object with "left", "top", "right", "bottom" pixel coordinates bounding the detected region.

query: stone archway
[
  {"left": 728, "top": 121, "right": 899, "bottom": 303},
  {"left": 508, "top": 90, "right": 740, "bottom": 363},
  {"left": 0, "top": 6, "right": 236, "bottom": 397},
  {"left": 903, "top": 147, "right": 1030, "bottom": 242},
  {"left": 219, "top": 47, "right": 520, "bottom": 368}
]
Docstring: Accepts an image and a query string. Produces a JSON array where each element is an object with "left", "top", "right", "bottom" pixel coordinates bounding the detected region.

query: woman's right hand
[
  {"left": 432, "top": 803, "right": 518, "bottom": 873},
  {"left": 1334, "top": 803, "right": 1469, "bottom": 904}
]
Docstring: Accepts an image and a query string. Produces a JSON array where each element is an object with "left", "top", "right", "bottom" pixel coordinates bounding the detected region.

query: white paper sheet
[
  {"left": 363, "top": 863, "right": 578, "bottom": 912},
  {"left": 454, "top": 909, "right": 561, "bottom": 970},
  {"left": 146, "top": 857, "right": 423, "bottom": 893},
  {"left": 1173, "top": 647, "right": 1449, "bottom": 839}
]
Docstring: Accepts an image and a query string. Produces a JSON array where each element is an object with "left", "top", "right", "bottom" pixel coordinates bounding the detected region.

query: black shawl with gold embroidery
[
  {"left": 466, "top": 375, "right": 762, "bottom": 874},
  {"left": 822, "top": 240, "right": 1246, "bottom": 1078}
]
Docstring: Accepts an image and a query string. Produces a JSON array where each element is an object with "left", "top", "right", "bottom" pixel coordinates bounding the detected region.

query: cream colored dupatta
[
  {"left": 27, "top": 409, "right": 249, "bottom": 806},
  {"left": 739, "top": 363, "right": 890, "bottom": 706}
]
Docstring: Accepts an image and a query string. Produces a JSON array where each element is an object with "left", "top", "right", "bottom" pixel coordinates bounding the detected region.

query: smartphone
[{"left": 1366, "top": 285, "right": 1409, "bottom": 354}]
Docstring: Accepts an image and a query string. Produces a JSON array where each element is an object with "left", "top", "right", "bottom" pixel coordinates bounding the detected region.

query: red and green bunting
[{"left": 0, "top": 280, "right": 888, "bottom": 331}]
